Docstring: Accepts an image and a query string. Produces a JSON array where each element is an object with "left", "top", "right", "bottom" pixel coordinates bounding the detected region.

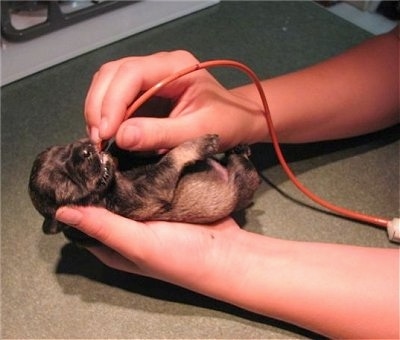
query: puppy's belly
[{"left": 161, "top": 165, "right": 237, "bottom": 223}]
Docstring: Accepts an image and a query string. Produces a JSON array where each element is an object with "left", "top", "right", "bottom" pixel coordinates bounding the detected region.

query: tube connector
[{"left": 387, "top": 218, "right": 400, "bottom": 243}]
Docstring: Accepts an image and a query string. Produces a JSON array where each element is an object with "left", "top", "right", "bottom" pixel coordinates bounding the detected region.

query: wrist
[
  {"left": 229, "top": 88, "right": 270, "bottom": 144},
  {"left": 196, "top": 228, "right": 287, "bottom": 310}
]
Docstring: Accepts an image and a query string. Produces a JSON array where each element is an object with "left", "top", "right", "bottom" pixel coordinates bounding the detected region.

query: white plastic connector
[{"left": 387, "top": 218, "right": 400, "bottom": 243}]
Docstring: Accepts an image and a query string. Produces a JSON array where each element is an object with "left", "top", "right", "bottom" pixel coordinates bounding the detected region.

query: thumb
[
  {"left": 115, "top": 115, "right": 213, "bottom": 151},
  {"left": 55, "top": 206, "right": 149, "bottom": 258}
]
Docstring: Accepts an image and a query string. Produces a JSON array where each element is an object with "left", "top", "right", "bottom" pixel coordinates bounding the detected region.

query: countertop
[{"left": 2, "top": 2, "right": 399, "bottom": 339}]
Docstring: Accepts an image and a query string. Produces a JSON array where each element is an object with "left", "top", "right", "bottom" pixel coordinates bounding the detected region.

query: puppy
[{"left": 29, "top": 134, "right": 260, "bottom": 244}]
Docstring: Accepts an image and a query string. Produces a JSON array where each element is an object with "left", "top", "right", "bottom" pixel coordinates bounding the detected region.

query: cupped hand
[
  {"left": 55, "top": 206, "right": 250, "bottom": 295},
  {"left": 85, "top": 50, "right": 267, "bottom": 151}
]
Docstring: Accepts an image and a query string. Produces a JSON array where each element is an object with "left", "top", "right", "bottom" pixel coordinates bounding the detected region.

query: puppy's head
[{"left": 28, "top": 138, "right": 116, "bottom": 235}]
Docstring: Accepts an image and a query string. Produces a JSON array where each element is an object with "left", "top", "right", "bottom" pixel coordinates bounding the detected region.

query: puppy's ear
[{"left": 42, "top": 218, "right": 64, "bottom": 234}]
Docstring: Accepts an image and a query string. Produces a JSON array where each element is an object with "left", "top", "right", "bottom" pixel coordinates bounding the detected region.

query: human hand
[
  {"left": 55, "top": 206, "right": 251, "bottom": 296},
  {"left": 85, "top": 50, "right": 268, "bottom": 151}
]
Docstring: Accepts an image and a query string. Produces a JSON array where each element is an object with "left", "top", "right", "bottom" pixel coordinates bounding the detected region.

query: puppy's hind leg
[{"left": 225, "top": 145, "right": 261, "bottom": 211}]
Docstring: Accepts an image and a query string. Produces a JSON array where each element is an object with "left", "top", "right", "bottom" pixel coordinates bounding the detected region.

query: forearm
[
  {"left": 202, "top": 230, "right": 399, "bottom": 339},
  {"left": 232, "top": 28, "right": 399, "bottom": 143}
]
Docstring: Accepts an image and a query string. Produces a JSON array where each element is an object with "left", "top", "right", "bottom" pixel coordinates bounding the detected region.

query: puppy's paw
[{"left": 197, "top": 134, "right": 219, "bottom": 158}]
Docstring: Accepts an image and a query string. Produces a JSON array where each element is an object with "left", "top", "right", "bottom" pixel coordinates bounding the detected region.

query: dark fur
[{"left": 29, "top": 134, "right": 260, "bottom": 244}]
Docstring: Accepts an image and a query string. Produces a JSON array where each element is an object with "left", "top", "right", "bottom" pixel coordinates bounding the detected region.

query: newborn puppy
[{"left": 29, "top": 134, "right": 260, "bottom": 244}]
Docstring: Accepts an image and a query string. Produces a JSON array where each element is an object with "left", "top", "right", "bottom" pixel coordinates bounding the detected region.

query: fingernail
[
  {"left": 99, "top": 117, "right": 109, "bottom": 139},
  {"left": 120, "top": 125, "right": 141, "bottom": 148},
  {"left": 56, "top": 207, "right": 83, "bottom": 226},
  {"left": 90, "top": 126, "right": 100, "bottom": 144}
]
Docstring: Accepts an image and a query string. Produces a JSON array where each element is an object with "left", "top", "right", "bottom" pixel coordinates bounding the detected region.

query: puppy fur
[{"left": 29, "top": 134, "right": 260, "bottom": 243}]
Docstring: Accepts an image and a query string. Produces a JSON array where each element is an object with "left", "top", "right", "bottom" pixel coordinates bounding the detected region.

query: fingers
[
  {"left": 56, "top": 206, "right": 150, "bottom": 261},
  {"left": 84, "top": 51, "right": 200, "bottom": 142}
]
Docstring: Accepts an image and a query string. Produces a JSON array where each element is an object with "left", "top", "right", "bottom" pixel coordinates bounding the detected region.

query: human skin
[
  {"left": 84, "top": 28, "right": 398, "bottom": 151},
  {"left": 232, "top": 27, "right": 399, "bottom": 143},
  {"left": 57, "top": 27, "right": 399, "bottom": 338}
]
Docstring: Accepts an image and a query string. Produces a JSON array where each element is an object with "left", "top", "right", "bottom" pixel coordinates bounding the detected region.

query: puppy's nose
[{"left": 82, "top": 148, "right": 93, "bottom": 158}]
